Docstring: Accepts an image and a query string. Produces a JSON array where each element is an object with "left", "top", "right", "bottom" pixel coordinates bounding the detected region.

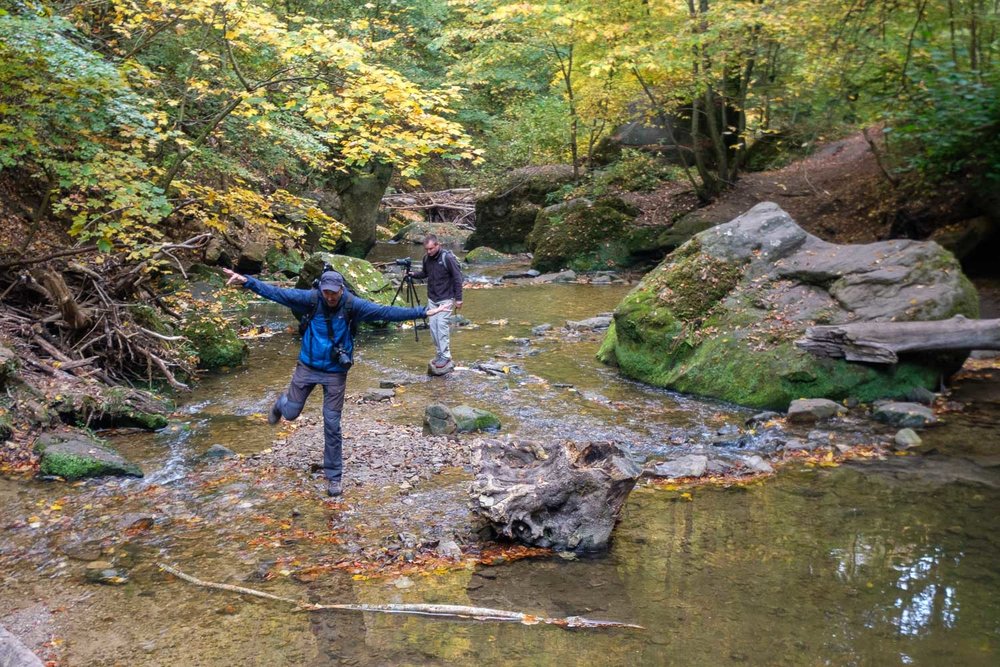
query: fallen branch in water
[{"left": 157, "top": 562, "right": 644, "bottom": 630}]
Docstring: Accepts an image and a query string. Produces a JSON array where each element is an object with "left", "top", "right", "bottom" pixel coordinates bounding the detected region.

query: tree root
[{"left": 157, "top": 562, "right": 645, "bottom": 630}]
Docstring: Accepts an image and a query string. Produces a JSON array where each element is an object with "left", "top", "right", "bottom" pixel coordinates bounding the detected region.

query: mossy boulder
[
  {"left": 452, "top": 405, "right": 502, "bottom": 433},
  {"left": 297, "top": 252, "right": 393, "bottom": 306},
  {"left": 265, "top": 245, "right": 307, "bottom": 277},
  {"left": 467, "top": 165, "right": 576, "bottom": 253},
  {"left": 182, "top": 313, "right": 248, "bottom": 369},
  {"left": 34, "top": 432, "right": 143, "bottom": 480},
  {"left": 529, "top": 197, "right": 656, "bottom": 272},
  {"left": 598, "top": 202, "right": 980, "bottom": 410},
  {"left": 393, "top": 222, "right": 471, "bottom": 246},
  {"left": 464, "top": 246, "right": 511, "bottom": 265}
]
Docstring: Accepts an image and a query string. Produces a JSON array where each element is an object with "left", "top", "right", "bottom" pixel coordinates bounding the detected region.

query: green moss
[
  {"left": 265, "top": 246, "right": 306, "bottom": 277},
  {"left": 529, "top": 198, "right": 638, "bottom": 272},
  {"left": 464, "top": 246, "right": 510, "bottom": 264},
  {"left": 0, "top": 411, "right": 12, "bottom": 441},
  {"left": 39, "top": 451, "right": 136, "bottom": 480},
  {"left": 182, "top": 313, "right": 248, "bottom": 369}
]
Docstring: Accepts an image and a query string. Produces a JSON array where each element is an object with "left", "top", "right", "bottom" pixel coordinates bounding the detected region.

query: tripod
[{"left": 390, "top": 270, "right": 425, "bottom": 341}]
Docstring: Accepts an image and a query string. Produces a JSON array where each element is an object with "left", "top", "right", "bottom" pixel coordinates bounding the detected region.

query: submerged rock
[
  {"left": 533, "top": 269, "right": 577, "bottom": 284},
  {"left": 471, "top": 438, "right": 641, "bottom": 552},
  {"left": 200, "top": 444, "right": 237, "bottom": 461},
  {"left": 598, "top": 202, "right": 978, "bottom": 409},
  {"left": 34, "top": 432, "right": 142, "bottom": 480},
  {"left": 873, "top": 402, "right": 938, "bottom": 428}
]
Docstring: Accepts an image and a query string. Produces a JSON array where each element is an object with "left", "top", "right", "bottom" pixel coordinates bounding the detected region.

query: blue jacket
[{"left": 243, "top": 276, "right": 427, "bottom": 373}]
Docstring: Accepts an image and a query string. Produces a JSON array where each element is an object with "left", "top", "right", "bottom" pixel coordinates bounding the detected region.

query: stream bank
[{"left": 1, "top": 255, "right": 999, "bottom": 665}]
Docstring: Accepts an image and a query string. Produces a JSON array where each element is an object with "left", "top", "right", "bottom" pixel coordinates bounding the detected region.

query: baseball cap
[{"left": 318, "top": 271, "right": 345, "bottom": 292}]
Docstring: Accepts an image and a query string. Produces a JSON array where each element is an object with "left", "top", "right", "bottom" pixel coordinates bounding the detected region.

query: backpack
[{"left": 297, "top": 289, "right": 358, "bottom": 339}]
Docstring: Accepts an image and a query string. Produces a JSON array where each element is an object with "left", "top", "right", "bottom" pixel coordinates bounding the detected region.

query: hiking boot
[
  {"left": 432, "top": 355, "right": 452, "bottom": 368},
  {"left": 267, "top": 394, "right": 284, "bottom": 425},
  {"left": 326, "top": 480, "right": 343, "bottom": 497}
]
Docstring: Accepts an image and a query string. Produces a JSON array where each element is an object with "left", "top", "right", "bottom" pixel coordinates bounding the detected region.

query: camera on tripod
[{"left": 394, "top": 257, "right": 412, "bottom": 270}]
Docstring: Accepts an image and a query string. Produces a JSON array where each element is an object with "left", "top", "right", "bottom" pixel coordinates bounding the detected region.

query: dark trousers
[{"left": 275, "top": 362, "right": 347, "bottom": 481}]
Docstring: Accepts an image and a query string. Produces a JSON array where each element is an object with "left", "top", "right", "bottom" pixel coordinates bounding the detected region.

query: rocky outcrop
[
  {"left": 471, "top": 438, "right": 640, "bottom": 552},
  {"left": 599, "top": 202, "right": 979, "bottom": 409},
  {"left": 331, "top": 161, "right": 394, "bottom": 258},
  {"left": 34, "top": 432, "right": 142, "bottom": 480},
  {"left": 466, "top": 165, "right": 575, "bottom": 253},
  {"left": 296, "top": 252, "right": 394, "bottom": 306},
  {"left": 529, "top": 196, "right": 668, "bottom": 272}
]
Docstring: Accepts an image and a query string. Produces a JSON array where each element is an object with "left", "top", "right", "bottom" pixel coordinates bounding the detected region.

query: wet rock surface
[
  {"left": 787, "top": 398, "right": 848, "bottom": 423},
  {"left": 471, "top": 438, "right": 641, "bottom": 552},
  {"left": 873, "top": 402, "right": 938, "bottom": 428}
]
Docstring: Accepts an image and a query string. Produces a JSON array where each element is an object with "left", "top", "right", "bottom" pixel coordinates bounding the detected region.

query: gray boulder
[
  {"left": 873, "top": 402, "right": 938, "bottom": 428},
  {"left": 787, "top": 398, "right": 848, "bottom": 423},
  {"left": 565, "top": 316, "right": 613, "bottom": 332},
  {"left": 471, "top": 438, "right": 641, "bottom": 552},
  {"left": 893, "top": 428, "right": 923, "bottom": 450},
  {"left": 424, "top": 404, "right": 457, "bottom": 436},
  {"left": 235, "top": 240, "right": 267, "bottom": 275},
  {"left": 599, "top": 202, "right": 978, "bottom": 409},
  {"left": 34, "top": 432, "right": 142, "bottom": 480},
  {"left": 0, "top": 624, "right": 44, "bottom": 667},
  {"left": 362, "top": 388, "right": 396, "bottom": 402},
  {"left": 649, "top": 454, "right": 708, "bottom": 479},
  {"left": 200, "top": 444, "right": 236, "bottom": 461},
  {"left": 533, "top": 270, "right": 577, "bottom": 284}
]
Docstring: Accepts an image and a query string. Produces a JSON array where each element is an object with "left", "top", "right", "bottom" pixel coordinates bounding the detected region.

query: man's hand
[
  {"left": 454, "top": 300, "right": 463, "bottom": 311},
  {"left": 426, "top": 303, "right": 452, "bottom": 317},
  {"left": 223, "top": 268, "right": 247, "bottom": 286}
]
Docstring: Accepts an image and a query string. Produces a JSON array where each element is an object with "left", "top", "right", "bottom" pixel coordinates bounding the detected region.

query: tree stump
[{"left": 471, "top": 438, "right": 640, "bottom": 552}]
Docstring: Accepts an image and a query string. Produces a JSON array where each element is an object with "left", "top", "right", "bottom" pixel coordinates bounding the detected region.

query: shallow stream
[{"left": 1, "top": 252, "right": 998, "bottom": 665}]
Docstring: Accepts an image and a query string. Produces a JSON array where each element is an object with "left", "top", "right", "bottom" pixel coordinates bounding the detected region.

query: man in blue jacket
[{"left": 223, "top": 267, "right": 450, "bottom": 497}]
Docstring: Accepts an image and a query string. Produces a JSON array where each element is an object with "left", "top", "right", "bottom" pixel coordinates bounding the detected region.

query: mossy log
[{"left": 797, "top": 316, "right": 1000, "bottom": 363}]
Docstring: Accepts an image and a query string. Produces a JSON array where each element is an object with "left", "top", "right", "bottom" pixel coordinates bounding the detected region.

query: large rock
[
  {"left": 873, "top": 402, "right": 938, "bottom": 428},
  {"left": 466, "top": 165, "right": 576, "bottom": 253},
  {"left": 296, "top": 253, "right": 394, "bottom": 306},
  {"left": 234, "top": 240, "right": 267, "bottom": 275},
  {"left": 471, "top": 438, "right": 641, "bottom": 552},
  {"left": 786, "top": 398, "right": 847, "bottom": 423},
  {"left": 464, "top": 246, "right": 512, "bottom": 265},
  {"left": 649, "top": 454, "right": 708, "bottom": 479},
  {"left": 598, "top": 202, "right": 979, "bottom": 409},
  {"left": 0, "top": 624, "right": 44, "bottom": 667},
  {"left": 34, "top": 432, "right": 142, "bottom": 480},
  {"left": 528, "top": 196, "right": 674, "bottom": 272},
  {"left": 424, "top": 403, "right": 457, "bottom": 435}
]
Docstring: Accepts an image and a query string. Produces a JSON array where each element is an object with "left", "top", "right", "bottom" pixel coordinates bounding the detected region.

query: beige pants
[{"left": 427, "top": 298, "right": 453, "bottom": 360}]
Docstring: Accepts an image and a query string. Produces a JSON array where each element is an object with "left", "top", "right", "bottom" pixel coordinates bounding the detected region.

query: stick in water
[{"left": 157, "top": 562, "right": 644, "bottom": 630}]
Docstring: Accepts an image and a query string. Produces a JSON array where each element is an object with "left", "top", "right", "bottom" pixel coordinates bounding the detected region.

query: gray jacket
[{"left": 411, "top": 249, "right": 463, "bottom": 302}]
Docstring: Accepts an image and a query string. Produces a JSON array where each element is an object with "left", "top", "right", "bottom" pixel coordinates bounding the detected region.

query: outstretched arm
[
  {"left": 353, "top": 298, "right": 450, "bottom": 323},
  {"left": 223, "top": 268, "right": 314, "bottom": 310}
]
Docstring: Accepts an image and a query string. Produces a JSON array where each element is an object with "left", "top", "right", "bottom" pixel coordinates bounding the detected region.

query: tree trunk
[
  {"left": 335, "top": 161, "right": 394, "bottom": 258},
  {"left": 796, "top": 316, "right": 1000, "bottom": 364}
]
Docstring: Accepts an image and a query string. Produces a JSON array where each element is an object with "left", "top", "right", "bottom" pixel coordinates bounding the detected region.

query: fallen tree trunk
[{"left": 796, "top": 316, "right": 1000, "bottom": 363}]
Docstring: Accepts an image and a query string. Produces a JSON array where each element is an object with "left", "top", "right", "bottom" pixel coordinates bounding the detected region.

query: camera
[
  {"left": 394, "top": 257, "right": 412, "bottom": 269},
  {"left": 334, "top": 345, "right": 353, "bottom": 369}
]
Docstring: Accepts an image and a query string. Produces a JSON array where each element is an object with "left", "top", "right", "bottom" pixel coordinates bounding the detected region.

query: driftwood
[
  {"left": 796, "top": 315, "right": 1000, "bottom": 363},
  {"left": 157, "top": 562, "right": 644, "bottom": 630},
  {"left": 381, "top": 188, "right": 478, "bottom": 226}
]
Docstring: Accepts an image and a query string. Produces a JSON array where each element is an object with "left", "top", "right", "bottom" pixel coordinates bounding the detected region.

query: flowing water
[{"left": 1, "top": 252, "right": 999, "bottom": 665}]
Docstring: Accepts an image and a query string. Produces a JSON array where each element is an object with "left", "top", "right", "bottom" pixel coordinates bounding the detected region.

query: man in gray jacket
[{"left": 408, "top": 234, "right": 463, "bottom": 373}]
